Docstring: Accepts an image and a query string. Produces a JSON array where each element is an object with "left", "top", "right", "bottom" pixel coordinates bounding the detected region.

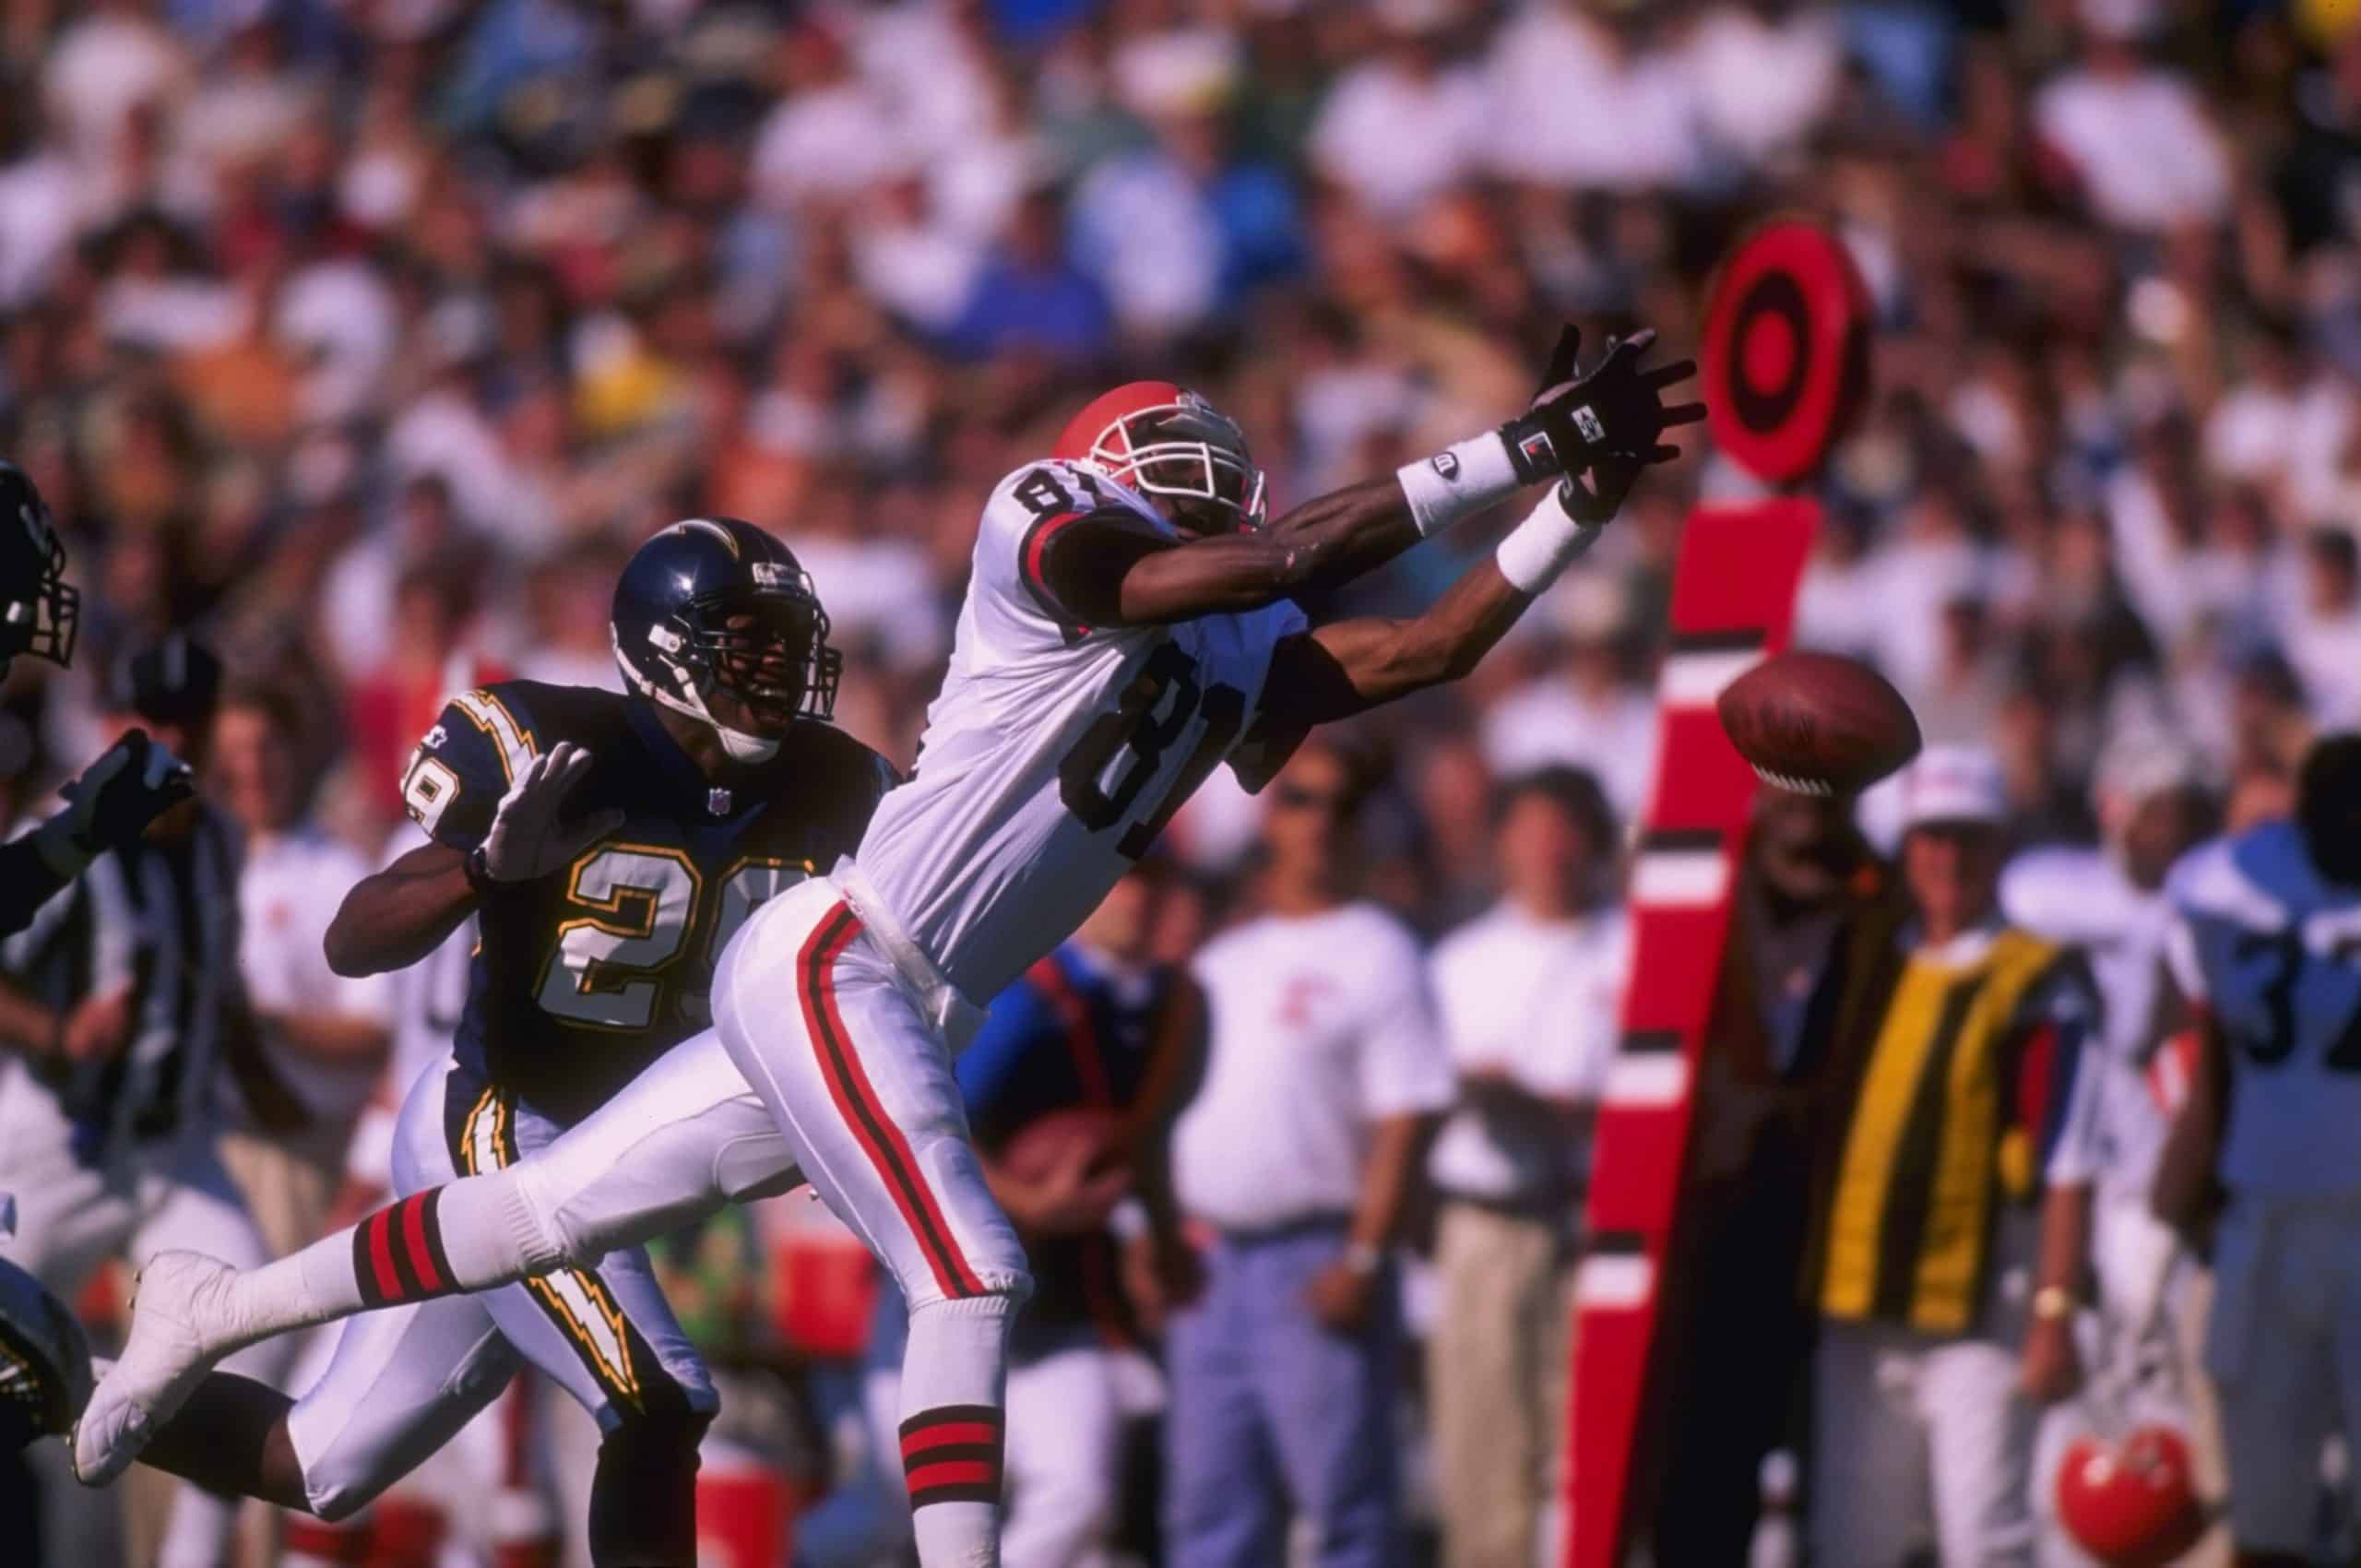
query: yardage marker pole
[{"left": 1562, "top": 218, "right": 1869, "bottom": 1567}]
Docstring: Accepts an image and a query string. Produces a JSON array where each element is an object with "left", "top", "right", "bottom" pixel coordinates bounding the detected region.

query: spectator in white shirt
[
  {"left": 1426, "top": 767, "right": 1626, "bottom": 1568},
  {"left": 211, "top": 683, "right": 394, "bottom": 1258},
  {"left": 1167, "top": 737, "right": 1453, "bottom": 1568},
  {"left": 1309, "top": 7, "right": 1488, "bottom": 221},
  {"left": 2032, "top": 5, "right": 2232, "bottom": 233},
  {"left": 1479, "top": 583, "right": 1659, "bottom": 823}
]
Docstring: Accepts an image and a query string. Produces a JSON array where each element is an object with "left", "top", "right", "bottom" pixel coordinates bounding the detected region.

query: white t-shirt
[
  {"left": 2165, "top": 822, "right": 2361, "bottom": 1201},
  {"left": 238, "top": 824, "right": 397, "bottom": 1125},
  {"left": 2032, "top": 66, "right": 2231, "bottom": 232},
  {"left": 1478, "top": 679, "right": 1658, "bottom": 825},
  {"left": 1173, "top": 904, "right": 1453, "bottom": 1232},
  {"left": 859, "top": 457, "right": 1306, "bottom": 1003},
  {"left": 2001, "top": 848, "right": 2173, "bottom": 1210},
  {"left": 1309, "top": 58, "right": 1488, "bottom": 218},
  {"left": 1426, "top": 902, "right": 1627, "bottom": 1205}
]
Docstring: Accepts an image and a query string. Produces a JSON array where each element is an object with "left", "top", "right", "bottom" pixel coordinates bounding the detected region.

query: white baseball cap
[{"left": 1897, "top": 744, "right": 2008, "bottom": 831}]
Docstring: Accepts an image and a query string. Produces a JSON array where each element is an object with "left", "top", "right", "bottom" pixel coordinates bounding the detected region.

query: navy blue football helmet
[
  {"left": 611, "top": 517, "right": 840, "bottom": 762},
  {"left": 1, "top": 462, "right": 77, "bottom": 678}
]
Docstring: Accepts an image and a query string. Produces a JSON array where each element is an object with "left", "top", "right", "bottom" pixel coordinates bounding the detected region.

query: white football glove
[{"left": 477, "top": 742, "right": 623, "bottom": 884}]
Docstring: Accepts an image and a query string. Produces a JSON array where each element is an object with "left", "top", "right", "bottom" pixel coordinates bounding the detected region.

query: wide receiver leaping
[{"left": 78, "top": 326, "right": 1700, "bottom": 1568}]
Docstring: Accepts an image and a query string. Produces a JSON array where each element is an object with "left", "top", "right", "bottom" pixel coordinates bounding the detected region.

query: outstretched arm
[
  {"left": 1253, "top": 558, "right": 1536, "bottom": 731},
  {"left": 1252, "top": 471, "right": 1630, "bottom": 731},
  {"left": 1045, "top": 329, "right": 1699, "bottom": 629},
  {"left": 1053, "top": 476, "right": 1431, "bottom": 627}
]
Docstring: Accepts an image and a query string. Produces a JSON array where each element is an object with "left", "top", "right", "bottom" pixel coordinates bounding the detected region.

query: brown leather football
[{"left": 1716, "top": 649, "right": 1921, "bottom": 796}]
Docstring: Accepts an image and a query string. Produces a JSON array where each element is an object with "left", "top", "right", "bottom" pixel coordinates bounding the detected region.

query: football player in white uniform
[
  {"left": 78, "top": 330, "right": 1701, "bottom": 1566},
  {"left": 2155, "top": 732, "right": 2361, "bottom": 1566}
]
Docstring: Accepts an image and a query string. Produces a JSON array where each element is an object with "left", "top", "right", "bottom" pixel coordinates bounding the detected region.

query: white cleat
[{"left": 71, "top": 1251, "right": 241, "bottom": 1485}]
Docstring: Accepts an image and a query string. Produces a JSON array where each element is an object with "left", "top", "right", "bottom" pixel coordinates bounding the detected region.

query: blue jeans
[{"left": 1164, "top": 1221, "right": 1402, "bottom": 1568}]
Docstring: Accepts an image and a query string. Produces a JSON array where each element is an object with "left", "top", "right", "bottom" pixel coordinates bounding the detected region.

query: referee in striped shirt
[
  {"left": 0, "top": 635, "right": 297, "bottom": 1568},
  {"left": 0, "top": 461, "right": 193, "bottom": 938}
]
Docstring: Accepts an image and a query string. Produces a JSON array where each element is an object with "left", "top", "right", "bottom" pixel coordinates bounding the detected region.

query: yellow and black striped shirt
[{"left": 1819, "top": 926, "right": 2091, "bottom": 1336}]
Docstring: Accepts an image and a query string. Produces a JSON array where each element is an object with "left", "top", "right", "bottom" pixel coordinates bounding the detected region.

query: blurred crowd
[{"left": 6, "top": 0, "right": 2361, "bottom": 1562}]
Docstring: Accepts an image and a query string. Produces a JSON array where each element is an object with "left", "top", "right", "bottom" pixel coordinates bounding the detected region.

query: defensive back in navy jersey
[{"left": 398, "top": 679, "right": 896, "bottom": 1123}]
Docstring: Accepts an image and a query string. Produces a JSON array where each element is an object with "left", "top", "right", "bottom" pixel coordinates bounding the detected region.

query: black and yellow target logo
[{"left": 1702, "top": 220, "right": 1871, "bottom": 487}]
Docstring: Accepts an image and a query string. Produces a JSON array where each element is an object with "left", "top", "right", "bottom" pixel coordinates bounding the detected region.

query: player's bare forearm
[
  {"left": 1262, "top": 475, "right": 1430, "bottom": 577},
  {"left": 323, "top": 842, "right": 477, "bottom": 979},
  {"left": 2035, "top": 1180, "right": 2092, "bottom": 1296},
  {"left": 2153, "top": 1015, "right": 2228, "bottom": 1238},
  {"left": 1112, "top": 477, "right": 1428, "bottom": 624},
  {"left": 1349, "top": 1111, "right": 1439, "bottom": 1252},
  {"left": 1259, "top": 559, "right": 1534, "bottom": 730}
]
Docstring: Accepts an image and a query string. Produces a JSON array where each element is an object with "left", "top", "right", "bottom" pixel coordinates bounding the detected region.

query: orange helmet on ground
[
  {"left": 2055, "top": 1424, "right": 2207, "bottom": 1568},
  {"left": 1053, "top": 382, "right": 1266, "bottom": 531}
]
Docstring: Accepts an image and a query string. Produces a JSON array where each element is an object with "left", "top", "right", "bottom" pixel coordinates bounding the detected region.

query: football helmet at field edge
[{"left": 2055, "top": 1424, "right": 2207, "bottom": 1568}]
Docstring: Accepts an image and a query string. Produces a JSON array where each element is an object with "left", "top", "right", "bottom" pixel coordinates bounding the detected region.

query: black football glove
[
  {"left": 1558, "top": 449, "right": 1652, "bottom": 526},
  {"left": 1499, "top": 325, "right": 1704, "bottom": 489},
  {"left": 55, "top": 729, "right": 194, "bottom": 856}
]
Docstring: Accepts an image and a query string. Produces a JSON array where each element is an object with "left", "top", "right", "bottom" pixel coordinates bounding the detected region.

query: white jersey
[
  {"left": 860, "top": 459, "right": 1307, "bottom": 1001},
  {"left": 2001, "top": 847, "right": 2174, "bottom": 1207},
  {"left": 2164, "top": 820, "right": 2361, "bottom": 1200}
]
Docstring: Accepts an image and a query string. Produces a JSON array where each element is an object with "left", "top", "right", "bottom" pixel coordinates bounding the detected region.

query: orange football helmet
[
  {"left": 1054, "top": 381, "right": 1265, "bottom": 531},
  {"left": 2055, "top": 1424, "right": 2207, "bottom": 1568}
]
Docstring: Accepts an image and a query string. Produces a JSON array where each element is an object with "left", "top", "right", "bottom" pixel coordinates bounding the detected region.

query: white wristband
[
  {"left": 1494, "top": 484, "right": 1604, "bottom": 595},
  {"left": 1394, "top": 431, "right": 1522, "bottom": 537}
]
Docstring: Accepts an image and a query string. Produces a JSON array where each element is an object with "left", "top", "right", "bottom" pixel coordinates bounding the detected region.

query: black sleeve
[{"left": 0, "top": 834, "right": 73, "bottom": 939}]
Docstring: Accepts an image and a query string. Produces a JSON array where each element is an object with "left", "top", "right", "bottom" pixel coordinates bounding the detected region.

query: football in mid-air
[{"left": 1716, "top": 649, "right": 1920, "bottom": 796}]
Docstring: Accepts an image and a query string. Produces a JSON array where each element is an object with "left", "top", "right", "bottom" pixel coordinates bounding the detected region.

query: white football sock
[{"left": 898, "top": 1293, "right": 1016, "bottom": 1568}]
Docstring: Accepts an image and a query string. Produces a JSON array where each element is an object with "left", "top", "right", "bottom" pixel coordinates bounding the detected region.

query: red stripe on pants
[{"left": 796, "top": 904, "right": 987, "bottom": 1299}]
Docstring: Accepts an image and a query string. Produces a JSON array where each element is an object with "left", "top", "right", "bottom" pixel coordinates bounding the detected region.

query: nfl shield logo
[{"left": 707, "top": 786, "right": 732, "bottom": 815}]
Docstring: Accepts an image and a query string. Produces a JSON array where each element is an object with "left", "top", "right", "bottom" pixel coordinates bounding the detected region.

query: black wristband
[{"left": 464, "top": 843, "right": 500, "bottom": 893}]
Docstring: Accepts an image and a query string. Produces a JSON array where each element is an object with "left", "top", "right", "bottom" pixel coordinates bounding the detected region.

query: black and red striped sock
[
  {"left": 350, "top": 1190, "right": 458, "bottom": 1308},
  {"left": 899, "top": 1404, "right": 1004, "bottom": 1510}
]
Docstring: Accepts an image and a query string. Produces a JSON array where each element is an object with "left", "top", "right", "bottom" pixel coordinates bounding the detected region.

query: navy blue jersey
[
  {"left": 398, "top": 682, "right": 896, "bottom": 1124},
  {"left": 956, "top": 943, "right": 1175, "bottom": 1340}
]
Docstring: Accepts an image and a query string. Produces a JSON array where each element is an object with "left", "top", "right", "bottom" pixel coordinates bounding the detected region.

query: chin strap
[{"left": 614, "top": 631, "right": 782, "bottom": 764}]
